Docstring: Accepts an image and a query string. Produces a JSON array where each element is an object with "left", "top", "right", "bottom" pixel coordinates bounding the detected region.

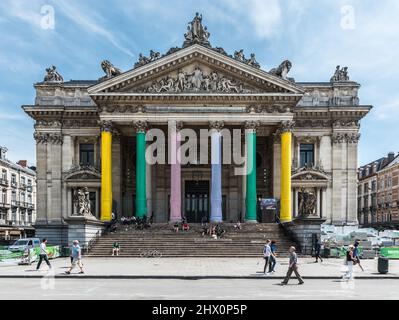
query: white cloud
[
  {"left": 54, "top": 0, "right": 135, "bottom": 57},
  {"left": 220, "top": 0, "right": 282, "bottom": 39}
]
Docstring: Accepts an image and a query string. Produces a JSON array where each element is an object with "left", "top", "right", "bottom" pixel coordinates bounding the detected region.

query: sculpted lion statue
[
  {"left": 269, "top": 60, "right": 292, "bottom": 80},
  {"left": 101, "top": 60, "right": 121, "bottom": 78}
]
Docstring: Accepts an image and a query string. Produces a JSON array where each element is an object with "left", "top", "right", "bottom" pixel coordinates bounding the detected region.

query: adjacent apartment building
[
  {"left": 358, "top": 152, "right": 399, "bottom": 227},
  {"left": 0, "top": 147, "right": 37, "bottom": 240}
]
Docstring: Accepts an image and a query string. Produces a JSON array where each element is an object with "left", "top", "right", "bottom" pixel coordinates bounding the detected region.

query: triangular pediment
[{"left": 88, "top": 45, "right": 305, "bottom": 97}]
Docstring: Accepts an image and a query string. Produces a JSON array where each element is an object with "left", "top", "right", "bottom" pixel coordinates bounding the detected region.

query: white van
[{"left": 8, "top": 238, "right": 41, "bottom": 252}]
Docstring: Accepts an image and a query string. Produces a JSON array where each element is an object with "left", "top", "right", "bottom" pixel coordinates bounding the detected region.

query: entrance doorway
[{"left": 184, "top": 180, "right": 209, "bottom": 223}]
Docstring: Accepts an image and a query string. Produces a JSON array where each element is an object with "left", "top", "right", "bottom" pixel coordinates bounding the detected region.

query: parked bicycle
[{"left": 138, "top": 249, "right": 162, "bottom": 258}]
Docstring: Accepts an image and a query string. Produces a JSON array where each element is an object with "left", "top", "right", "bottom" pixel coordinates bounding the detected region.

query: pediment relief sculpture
[
  {"left": 133, "top": 66, "right": 255, "bottom": 94},
  {"left": 65, "top": 165, "right": 101, "bottom": 181}
]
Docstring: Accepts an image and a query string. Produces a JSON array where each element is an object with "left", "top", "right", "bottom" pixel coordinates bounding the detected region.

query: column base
[{"left": 245, "top": 219, "right": 258, "bottom": 224}]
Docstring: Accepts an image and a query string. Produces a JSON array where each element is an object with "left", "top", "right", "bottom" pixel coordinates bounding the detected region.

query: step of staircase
[{"left": 87, "top": 223, "right": 298, "bottom": 258}]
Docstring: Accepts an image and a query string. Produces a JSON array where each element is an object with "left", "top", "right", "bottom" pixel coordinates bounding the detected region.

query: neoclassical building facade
[{"left": 23, "top": 15, "right": 371, "bottom": 245}]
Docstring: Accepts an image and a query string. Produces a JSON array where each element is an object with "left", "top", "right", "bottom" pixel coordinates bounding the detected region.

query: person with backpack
[
  {"left": 263, "top": 239, "right": 273, "bottom": 274},
  {"left": 353, "top": 240, "right": 364, "bottom": 271},
  {"left": 343, "top": 245, "right": 356, "bottom": 280},
  {"left": 269, "top": 240, "right": 277, "bottom": 273}
]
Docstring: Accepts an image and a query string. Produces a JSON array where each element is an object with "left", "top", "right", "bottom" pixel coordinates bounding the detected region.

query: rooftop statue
[
  {"left": 134, "top": 50, "right": 161, "bottom": 68},
  {"left": 183, "top": 12, "right": 211, "bottom": 48},
  {"left": 101, "top": 60, "right": 121, "bottom": 79},
  {"left": 330, "top": 65, "right": 350, "bottom": 82},
  {"left": 269, "top": 60, "right": 293, "bottom": 81},
  {"left": 44, "top": 65, "right": 63, "bottom": 83}
]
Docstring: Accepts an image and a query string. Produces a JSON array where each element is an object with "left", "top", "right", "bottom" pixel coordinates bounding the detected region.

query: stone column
[
  {"left": 245, "top": 121, "right": 258, "bottom": 222},
  {"left": 210, "top": 121, "right": 224, "bottom": 223},
  {"left": 112, "top": 130, "right": 122, "bottom": 218},
  {"left": 33, "top": 132, "right": 48, "bottom": 223},
  {"left": 332, "top": 132, "right": 344, "bottom": 225},
  {"left": 347, "top": 133, "right": 360, "bottom": 224},
  {"left": 49, "top": 133, "right": 63, "bottom": 223},
  {"left": 280, "top": 121, "right": 294, "bottom": 223},
  {"left": 272, "top": 131, "right": 281, "bottom": 199},
  {"left": 169, "top": 121, "right": 182, "bottom": 223},
  {"left": 135, "top": 121, "right": 148, "bottom": 219},
  {"left": 100, "top": 121, "right": 113, "bottom": 221}
]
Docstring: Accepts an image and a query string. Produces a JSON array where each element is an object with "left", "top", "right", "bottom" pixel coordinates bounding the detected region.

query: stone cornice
[{"left": 90, "top": 93, "right": 303, "bottom": 106}]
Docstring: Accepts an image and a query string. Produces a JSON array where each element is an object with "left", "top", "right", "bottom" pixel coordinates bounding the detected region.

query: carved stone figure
[
  {"left": 74, "top": 187, "right": 92, "bottom": 216},
  {"left": 234, "top": 49, "right": 245, "bottom": 62},
  {"left": 247, "top": 53, "right": 260, "bottom": 68},
  {"left": 134, "top": 50, "right": 160, "bottom": 68},
  {"left": 140, "top": 67, "right": 250, "bottom": 94},
  {"left": 183, "top": 12, "right": 211, "bottom": 47},
  {"left": 298, "top": 188, "right": 317, "bottom": 216},
  {"left": 269, "top": 60, "right": 292, "bottom": 80},
  {"left": 44, "top": 66, "right": 63, "bottom": 82},
  {"left": 330, "top": 65, "right": 350, "bottom": 82},
  {"left": 101, "top": 60, "right": 121, "bottom": 79},
  {"left": 191, "top": 66, "right": 203, "bottom": 90}
]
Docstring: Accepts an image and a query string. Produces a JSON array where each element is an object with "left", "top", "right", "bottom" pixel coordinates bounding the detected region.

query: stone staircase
[{"left": 87, "top": 223, "right": 298, "bottom": 258}]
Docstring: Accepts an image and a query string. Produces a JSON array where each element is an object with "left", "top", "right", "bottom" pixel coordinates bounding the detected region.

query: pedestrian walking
[
  {"left": 263, "top": 239, "right": 272, "bottom": 274},
  {"left": 65, "top": 240, "right": 84, "bottom": 274},
  {"left": 314, "top": 238, "right": 323, "bottom": 263},
  {"left": 353, "top": 240, "right": 364, "bottom": 271},
  {"left": 281, "top": 246, "right": 304, "bottom": 285},
  {"left": 343, "top": 244, "right": 356, "bottom": 280},
  {"left": 36, "top": 238, "right": 52, "bottom": 270},
  {"left": 268, "top": 240, "right": 277, "bottom": 273}
]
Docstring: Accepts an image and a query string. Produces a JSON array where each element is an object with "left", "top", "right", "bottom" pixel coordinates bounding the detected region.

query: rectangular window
[
  {"left": 79, "top": 144, "right": 95, "bottom": 166},
  {"left": 371, "top": 181, "right": 376, "bottom": 192},
  {"left": 300, "top": 144, "right": 314, "bottom": 167},
  {"left": 1, "top": 170, "right": 6, "bottom": 180},
  {"left": 21, "top": 176, "right": 25, "bottom": 186},
  {"left": 11, "top": 174, "right": 16, "bottom": 186}
]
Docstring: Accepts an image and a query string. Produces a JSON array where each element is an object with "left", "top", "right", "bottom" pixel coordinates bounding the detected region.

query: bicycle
[{"left": 138, "top": 249, "right": 162, "bottom": 258}]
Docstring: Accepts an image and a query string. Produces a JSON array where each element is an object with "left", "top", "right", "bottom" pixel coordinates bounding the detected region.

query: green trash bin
[
  {"left": 323, "top": 248, "right": 330, "bottom": 258},
  {"left": 62, "top": 246, "right": 71, "bottom": 257},
  {"left": 378, "top": 257, "right": 389, "bottom": 274}
]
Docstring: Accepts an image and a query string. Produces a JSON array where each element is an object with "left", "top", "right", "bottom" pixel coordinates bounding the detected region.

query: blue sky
[{"left": 0, "top": 0, "right": 398, "bottom": 166}]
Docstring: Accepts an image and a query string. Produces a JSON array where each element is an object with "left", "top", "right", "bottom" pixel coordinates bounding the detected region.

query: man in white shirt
[
  {"left": 263, "top": 239, "right": 272, "bottom": 274},
  {"left": 36, "top": 238, "right": 52, "bottom": 270}
]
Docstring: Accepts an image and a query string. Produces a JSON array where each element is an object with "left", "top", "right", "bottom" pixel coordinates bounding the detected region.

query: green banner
[
  {"left": 380, "top": 247, "right": 399, "bottom": 259},
  {"left": 19, "top": 246, "right": 61, "bottom": 265}
]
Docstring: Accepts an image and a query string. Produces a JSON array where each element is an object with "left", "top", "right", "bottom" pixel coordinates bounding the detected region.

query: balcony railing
[
  {"left": 11, "top": 200, "right": 19, "bottom": 207},
  {"left": 10, "top": 181, "right": 17, "bottom": 188},
  {"left": 26, "top": 186, "right": 32, "bottom": 193},
  {"left": 27, "top": 204, "right": 35, "bottom": 210},
  {"left": 0, "top": 178, "right": 9, "bottom": 187},
  {"left": 19, "top": 183, "right": 27, "bottom": 190},
  {"left": 0, "top": 201, "right": 10, "bottom": 208}
]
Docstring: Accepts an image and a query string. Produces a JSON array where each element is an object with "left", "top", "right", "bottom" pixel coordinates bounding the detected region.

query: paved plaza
[
  {"left": 0, "top": 278, "right": 397, "bottom": 300},
  {"left": 0, "top": 257, "right": 398, "bottom": 279}
]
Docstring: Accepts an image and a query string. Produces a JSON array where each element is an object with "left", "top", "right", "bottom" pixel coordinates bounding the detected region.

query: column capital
[
  {"left": 33, "top": 132, "right": 49, "bottom": 144},
  {"left": 100, "top": 120, "right": 113, "bottom": 133},
  {"left": 209, "top": 121, "right": 224, "bottom": 131},
  {"left": 112, "top": 128, "right": 122, "bottom": 143},
  {"left": 280, "top": 120, "right": 295, "bottom": 133},
  {"left": 176, "top": 121, "right": 184, "bottom": 131},
  {"left": 244, "top": 120, "right": 259, "bottom": 131},
  {"left": 134, "top": 120, "right": 148, "bottom": 133}
]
